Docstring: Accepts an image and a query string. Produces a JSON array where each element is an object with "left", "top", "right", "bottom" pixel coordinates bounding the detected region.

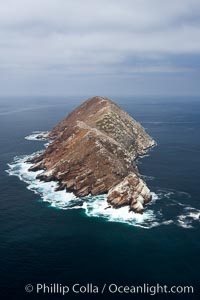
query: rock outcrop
[
  {"left": 107, "top": 173, "right": 152, "bottom": 212},
  {"left": 29, "top": 96, "right": 155, "bottom": 213}
]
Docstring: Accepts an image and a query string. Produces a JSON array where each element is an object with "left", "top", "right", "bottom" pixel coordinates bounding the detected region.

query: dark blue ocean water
[{"left": 0, "top": 96, "right": 200, "bottom": 300}]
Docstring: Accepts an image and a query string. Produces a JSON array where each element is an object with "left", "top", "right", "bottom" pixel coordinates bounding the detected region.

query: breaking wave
[
  {"left": 25, "top": 131, "right": 49, "bottom": 141},
  {"left": 6, "top": 132, "right": 200, "bottom": 229}
]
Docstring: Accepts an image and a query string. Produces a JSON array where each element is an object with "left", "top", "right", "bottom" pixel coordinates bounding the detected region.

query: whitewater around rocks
[{"left": 6, "top": 132, "right": 200, "bottom": 229}]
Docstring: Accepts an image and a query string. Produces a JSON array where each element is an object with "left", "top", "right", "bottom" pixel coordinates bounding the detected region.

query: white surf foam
[
  {"left": 176, "top": 207, "right": 200, "bottom": 228},
  {"left": 150, "top": 188, "right": 200, "bottom": 228},
  {"left": 6, "top": 133, "right": 200, "bottom": 230},
  {"left": 25, "top": 131, "right": 49, "bottom": 141},
  {"left": 6, "top": 154, "right": 162, "bottom": 229},
  {"left": 83, "top": 194, "right": 159, "bottom": 228},
  {"left": 7, "top": 155, "right": 200, "bottom": 229},
  {"left": 7, "top": 155, "right": 77, "bottom": 210}
]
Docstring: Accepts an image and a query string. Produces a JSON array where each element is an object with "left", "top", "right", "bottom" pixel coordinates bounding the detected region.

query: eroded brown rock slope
[{"left": 29, "top": 96, "right": 155, "bottom": 213}]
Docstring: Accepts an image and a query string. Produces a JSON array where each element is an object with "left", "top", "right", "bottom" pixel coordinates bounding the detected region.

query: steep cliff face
[{"left": 29, "top": 96, "right": 155, "bottom": 213}]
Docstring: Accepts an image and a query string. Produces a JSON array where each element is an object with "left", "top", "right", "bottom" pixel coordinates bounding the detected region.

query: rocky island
[{"left": 29, "top": 96, "right": 155, "bottom": 213}]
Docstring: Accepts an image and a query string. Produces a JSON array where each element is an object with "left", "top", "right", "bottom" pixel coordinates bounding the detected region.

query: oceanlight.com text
[{"left": 25, "top": 282, "right": 194, "bottom": 296}]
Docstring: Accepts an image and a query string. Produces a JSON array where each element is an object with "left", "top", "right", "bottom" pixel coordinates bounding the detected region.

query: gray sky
[{"left": 0, "top": 0, "right": 200, "bottom": 96}]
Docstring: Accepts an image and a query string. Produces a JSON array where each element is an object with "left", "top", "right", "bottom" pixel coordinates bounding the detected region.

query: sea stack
[{"left": 29, "top": 96, "right": 155, "bottom": 213}]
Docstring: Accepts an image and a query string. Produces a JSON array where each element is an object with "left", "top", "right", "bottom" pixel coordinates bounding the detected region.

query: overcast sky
[{"left": 0, "top": 0, "right": 200, "bottom": 96}]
